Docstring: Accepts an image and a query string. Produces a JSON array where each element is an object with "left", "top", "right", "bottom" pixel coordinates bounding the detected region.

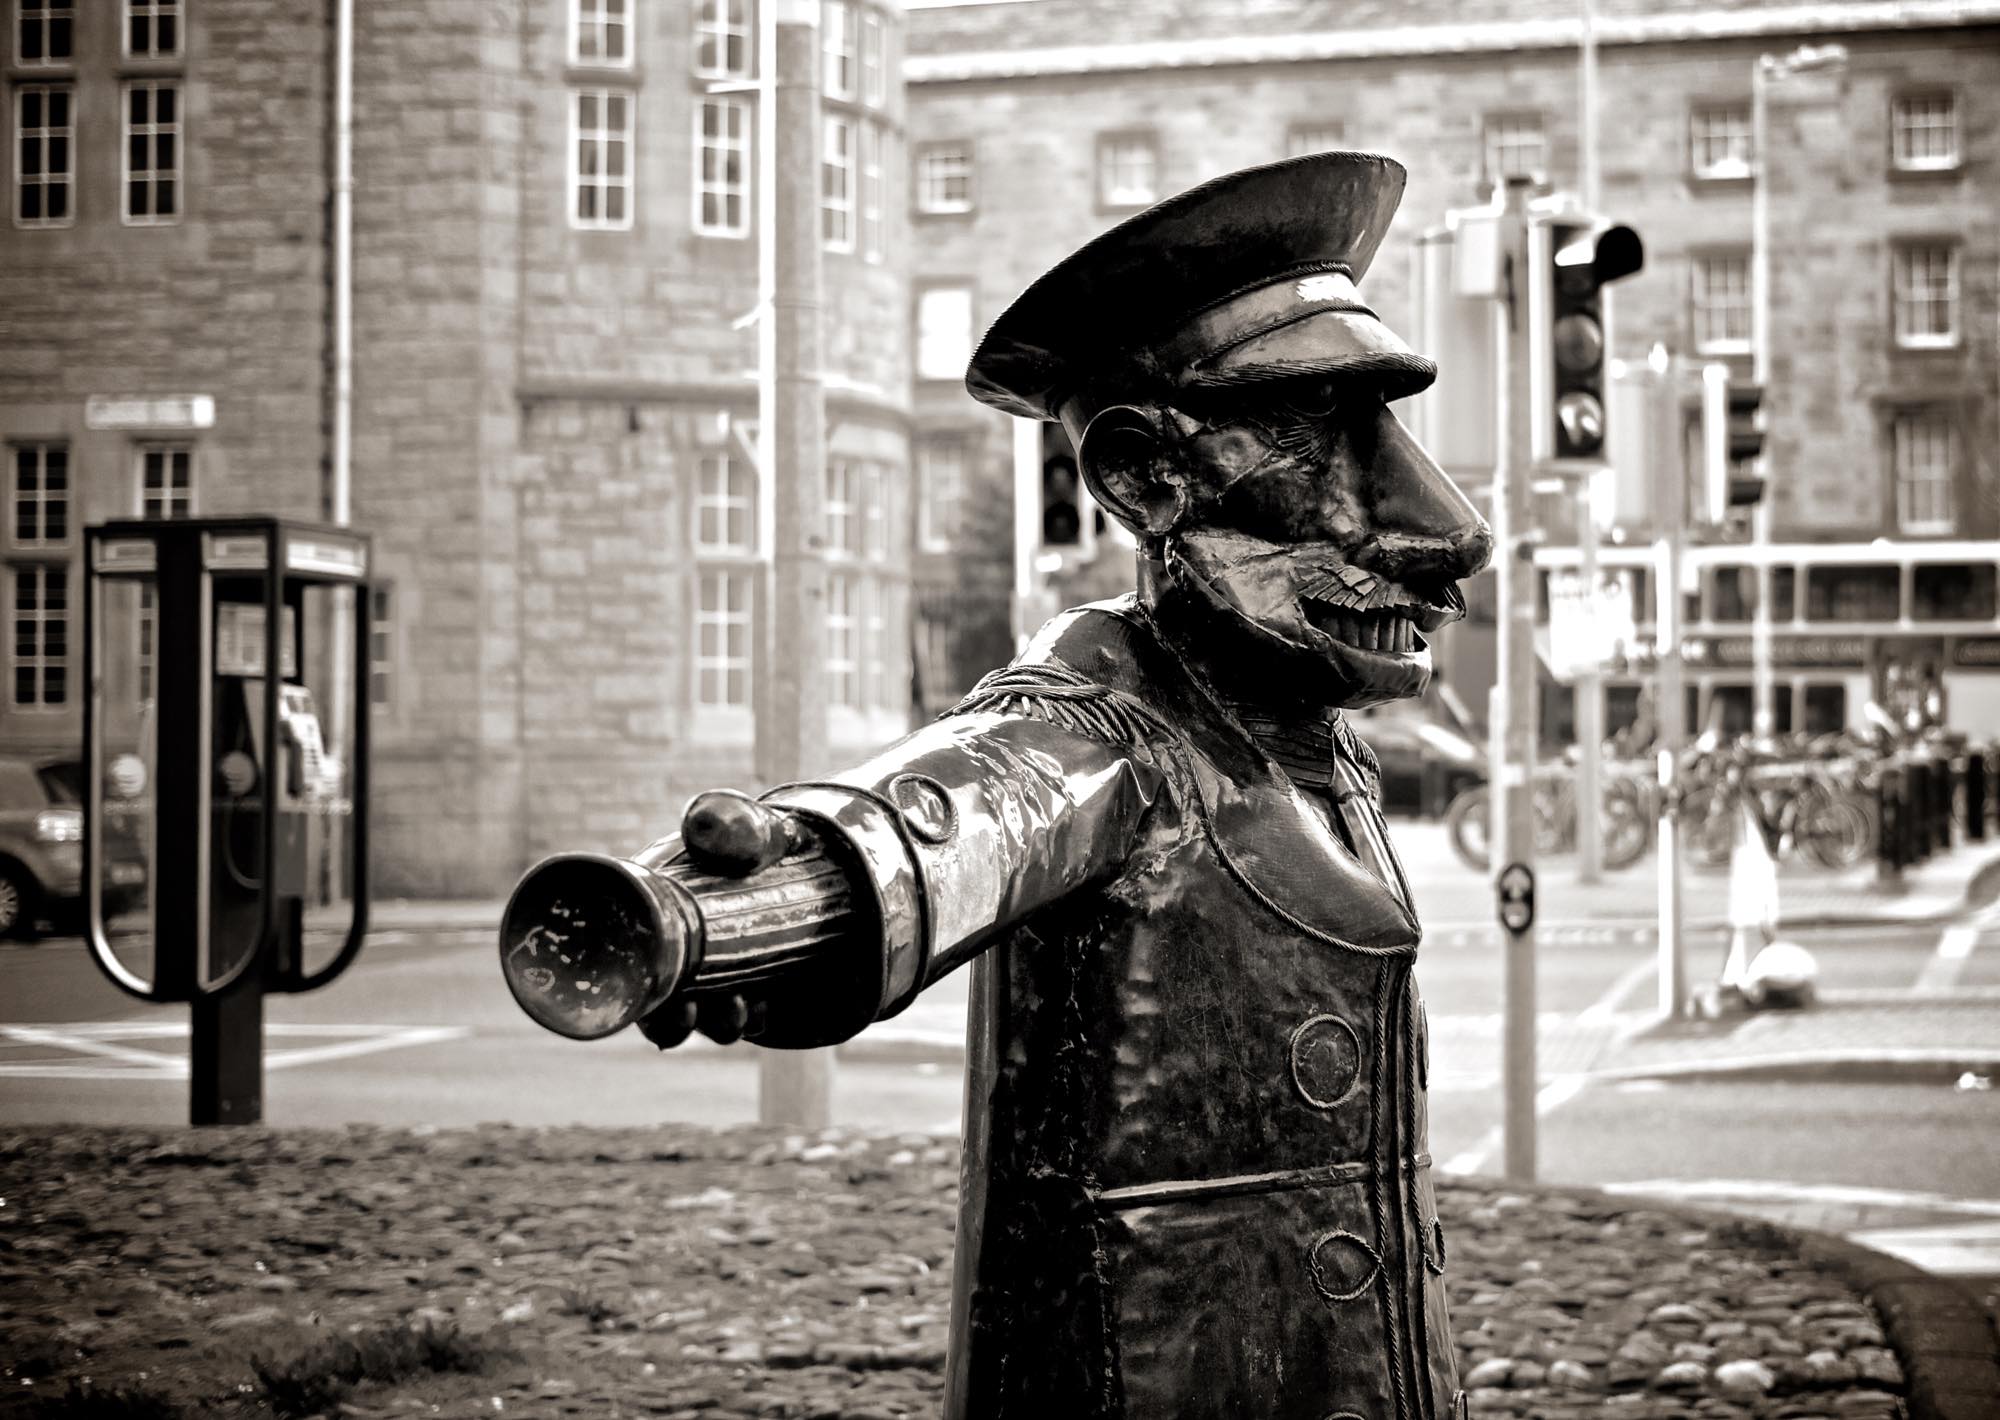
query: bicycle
[{"left": 1444, "top": 768, "right": 1651, "bottom": 871}]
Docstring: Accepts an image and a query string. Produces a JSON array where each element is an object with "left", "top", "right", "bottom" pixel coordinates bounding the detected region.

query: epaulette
[{"left": 947, "top": 661, "right": 1167, "bottom": 749}]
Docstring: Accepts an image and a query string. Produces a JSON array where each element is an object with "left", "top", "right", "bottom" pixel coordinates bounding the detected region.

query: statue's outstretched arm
[{"left": 500, "top": 705, "right": 1170, "bottom": 1052}]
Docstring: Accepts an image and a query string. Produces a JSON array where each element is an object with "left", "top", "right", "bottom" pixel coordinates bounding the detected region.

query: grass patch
[
  {"left": 249, "top": 1319, "right": 518, "bottom": 1419},
  {"left": 554, "top": 1283, "right": 626, "bottom": 1331},
  {"left": 22, "top": 1381, "right": 186, "bottom": 1420}
]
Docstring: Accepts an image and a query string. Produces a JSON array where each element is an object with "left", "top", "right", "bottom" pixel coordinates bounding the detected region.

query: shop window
[
  {"left": 1913, "top": 562, "right": 1997, "bottom": 622},
  {"left": 1804, "top": 564, "right": 1899, "bottom": 622},
  {"left": 1802, "top": 684, "right": 1846, "bottom": 735}
]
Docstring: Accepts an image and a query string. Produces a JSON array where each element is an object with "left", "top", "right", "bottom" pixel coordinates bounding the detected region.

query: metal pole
[
  {"left": 1651, "top": 350, "right": 1689, "bottom": 1018},
  {"left": 1575, "top": 495, "right": 1604, "bottom": 882},
  {"left": 755, "top": 0, "right": 833, "bottom": 1129},
  {"left": 190, "top": 983, "right": 265, "bottom": 1126},
  {"left": 1749, "top": 56, "right": 1776, "bottom": 738},
  {"left": 1571, "top": 0, "right": 1604, "bottom": 881},
  {"left": 1579, "top": 0, "right": 1600, "bottom": 211},
  {"left": 324, "top": 0, "right": 357, "bottom": 922},
  {"left": 1494, "top": 182, "right": 1539, "bottom": 1182}
]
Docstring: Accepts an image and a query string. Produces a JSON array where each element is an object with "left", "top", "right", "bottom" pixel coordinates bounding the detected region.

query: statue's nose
[{"left": 1356, "top": 406, "right": 1493, "bottom": 583}]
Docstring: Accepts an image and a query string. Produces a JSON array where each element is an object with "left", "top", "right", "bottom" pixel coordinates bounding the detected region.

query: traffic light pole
[
  {"left": 1574, "top": 0, "right": 1604, "bottom": 884},
  {"left": 1494, "top": 182, "right": 1539, "bottom": 1183},
  {"left": 1749, "top": 56, "right": 1776, "bottom": 739},
  {"left": 753, "top": 0, "right": 833, "bottom": 1129},
  {"left": 1575, "top": 487, "right": 1603, "bottom": 882},
  {"left": 1650, "top": 352, "right": 1690, "bottom": 1018}
]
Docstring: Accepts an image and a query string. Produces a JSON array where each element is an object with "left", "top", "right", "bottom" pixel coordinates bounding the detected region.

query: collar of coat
[{"left": 1011, "top": 596, "right": 1420, "bottom": 952}]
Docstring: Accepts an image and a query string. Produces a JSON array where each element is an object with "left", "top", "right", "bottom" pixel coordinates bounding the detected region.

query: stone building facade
[
  {"left": 5, "top": 0, "right": 1997, "bottom": 895},
  {"left": 901, "top": 0, "right": 2000, "bottom": 737},
  {"left": 0, "top": 0, "right": 910, "bottom": 895}
]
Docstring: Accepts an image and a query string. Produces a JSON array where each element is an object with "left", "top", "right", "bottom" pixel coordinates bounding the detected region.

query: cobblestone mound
[{"left": 0, "top": 1125, "right": 1912, "bottom": 1418}]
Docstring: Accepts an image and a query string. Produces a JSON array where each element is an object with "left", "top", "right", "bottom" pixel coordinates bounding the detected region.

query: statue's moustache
[{"left": 1173, "top": 532, "right": 1466, "bottom": 634}]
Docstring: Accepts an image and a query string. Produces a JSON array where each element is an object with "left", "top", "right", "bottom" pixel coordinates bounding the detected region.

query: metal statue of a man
[{"left": 502, "top": 152, "right": 1493, "bottom": 1419}]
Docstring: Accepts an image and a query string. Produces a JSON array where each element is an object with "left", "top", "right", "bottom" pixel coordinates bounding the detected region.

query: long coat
[{"left": 770, "top": 597, "right": 1464, "bottom": 1420}]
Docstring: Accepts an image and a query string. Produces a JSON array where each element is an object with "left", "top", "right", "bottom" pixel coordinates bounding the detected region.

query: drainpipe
[
  {"left": 326, "top": 0, "right": 356, "bottom": 861},
  {"left": 331, "top": 0, "right": 353, "bottom": 527}
]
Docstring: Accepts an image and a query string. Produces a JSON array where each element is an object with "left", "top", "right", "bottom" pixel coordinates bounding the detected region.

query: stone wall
[
  {"left": 0, "top": 0, "right": 329, "bottom": 755},
  {"left": 350, "top": 0, "right": 526, "bottom": 896}
]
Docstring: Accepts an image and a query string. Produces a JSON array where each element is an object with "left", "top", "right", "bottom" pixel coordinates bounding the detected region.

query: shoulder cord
[{"left": 953, "top": 661, "right": 1414, "bottom": 958}]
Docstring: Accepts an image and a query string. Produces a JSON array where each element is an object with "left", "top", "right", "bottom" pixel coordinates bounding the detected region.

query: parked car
[
  {"left": 0, "top": 756, "right": 148, "bottom": 938},
  {"left": 1351, "top": 698, "right": 1485, "bottom": 818}
]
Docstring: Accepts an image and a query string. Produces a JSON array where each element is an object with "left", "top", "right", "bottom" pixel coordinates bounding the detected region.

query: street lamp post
[{"left": 1749, "top": 43, "right": 1846, "bottom": 738}]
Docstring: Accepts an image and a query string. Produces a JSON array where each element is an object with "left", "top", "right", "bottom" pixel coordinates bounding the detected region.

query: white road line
[
  {"left": 0, "top": 1022, "right": 469, "bottom": 1080},
  {"left": 263, "top": 1026, "right": 469, "bottom": 1070},
  {"left": 1440, "top": 964, "right": 1644, "bottom": 1176},
  {"left": 1581, "top": 957, "right": 1657, "bottom": 1024},
  {"left": 1847, "top": 1219, "right": 2000, "bottom": 1276},
  {"left": 1600, "top": 1178, "right": 2000, "bottom": 1217},
  {"left": 0, "top": 1024, "right": 184, "bottom": 1071},
  {"left": 1913, "top": 898, "right": 2000, "bottom": 993}
]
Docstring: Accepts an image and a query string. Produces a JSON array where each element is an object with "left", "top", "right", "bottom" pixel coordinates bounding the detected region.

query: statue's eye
[{"left": 1280, "top": 381, "right": 1342, "bottom": 420}]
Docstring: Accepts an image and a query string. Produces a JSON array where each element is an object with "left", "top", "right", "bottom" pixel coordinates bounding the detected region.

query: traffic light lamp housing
[
  {"left": 1702, "top": 365, "right": 1768, "bottom": 520},
  {"left": 1040, "top": 422, "right": 1082, "bottom": 548},
  {"left": 1531, "top": 218, "right": 1645, "bottom": 466}
]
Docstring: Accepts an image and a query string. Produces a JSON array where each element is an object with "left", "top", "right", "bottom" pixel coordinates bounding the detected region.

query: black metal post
[
  {"left": 190, "top": 974, "right": 265, "bottom": 1126},
  {"left": 1876, "top": 766, "right": 1903, "bottom": 885},
  {"left": 1915, "top": 760, "right": 1930, "bottom": 860}
]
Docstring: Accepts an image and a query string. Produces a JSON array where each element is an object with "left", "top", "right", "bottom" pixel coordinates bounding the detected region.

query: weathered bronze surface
[{"left": 501, "top": 152, "right": 1492, "bottom": 1418}]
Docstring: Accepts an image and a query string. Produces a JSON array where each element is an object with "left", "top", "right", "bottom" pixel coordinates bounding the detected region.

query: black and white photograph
[{"left": 1, "top": 0, "right": 1996, "bottom": 1416}]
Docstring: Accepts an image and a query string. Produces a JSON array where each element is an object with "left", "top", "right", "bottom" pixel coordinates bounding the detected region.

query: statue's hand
[
  {"left": 635, "top": 790, "right": 809, "bottom": 1049},
  {"left": 636, "top": 993, "right": 768, "bottom": 1049}
]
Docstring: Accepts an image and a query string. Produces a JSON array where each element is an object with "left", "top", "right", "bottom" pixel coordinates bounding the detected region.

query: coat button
[
  {"left": 1289, "top": 1013, "right": 1361, "bottom": 1109},
  {"left": 1303, "top": 1227, "right": 1380, "bottom": 1309}
]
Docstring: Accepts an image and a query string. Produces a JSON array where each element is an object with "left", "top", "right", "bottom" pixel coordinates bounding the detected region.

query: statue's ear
[{"left": 1077, "top": 404, "right": 1188, "bottom": 537}]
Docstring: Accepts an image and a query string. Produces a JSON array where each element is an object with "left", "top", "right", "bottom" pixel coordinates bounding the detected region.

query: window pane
[
  {"left": 917, "top": 287, "right": 973, "bottom": 381},
  {"left": 1804, "top": 566, "right": 1899, "bottom": 621},
  {"left": 1913, "top": 563, "right": 1997, "bottom": 621}
]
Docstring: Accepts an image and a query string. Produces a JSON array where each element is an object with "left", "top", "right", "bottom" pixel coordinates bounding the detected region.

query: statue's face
[{"left": 1152, "top": 380, "right": 1493, "bottom": 708}]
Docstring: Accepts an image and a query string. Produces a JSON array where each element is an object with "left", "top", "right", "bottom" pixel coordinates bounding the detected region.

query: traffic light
[
  {"left": 1532, "top": 219, "right": 1644, "bottom": 465},
  {"left": 1040, "top": 425, "right": 1081, "bottom": 547},
  {"left": 1701, "top": 364, "right": 1767, "bottom": 520}
]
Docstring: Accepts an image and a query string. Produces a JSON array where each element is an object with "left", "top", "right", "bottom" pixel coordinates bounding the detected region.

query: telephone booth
[{"left": 83, "top": 518, "right": 372, "bottom": 1124}]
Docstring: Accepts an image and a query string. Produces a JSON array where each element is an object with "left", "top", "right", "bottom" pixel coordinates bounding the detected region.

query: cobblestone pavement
[{"left": 0, "top": 1124, "right": 1950, "bottom": 1420}]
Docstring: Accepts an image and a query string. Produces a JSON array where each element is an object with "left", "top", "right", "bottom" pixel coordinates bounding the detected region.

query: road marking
[
  {"left": 1602, "top": 1179, "right": 2000, "bottom": 1274},
  {"left": 1593, "top": 1046, "right": 2000, "bottom": 1083},
  {"left": 1913, "top": 898, "right": 2000, "bottom": 993},
  {"left": 1600, "top": 1178, "right": 2000, "bottom": 1217},
  {"left": 1847, "top": 1219, "right": 2000, "bottom": 1276},
  {"left": 1439, "top": 965, "right": 1648, "bottom": 1176},
  {"left": 1583, "top": 957, "right": 1656, "bottom": 1022},
  {"left": 0, "top": 1023, "right": 184, "bottom": 1070},
  {"left": 0, "top": 1022, "right": 469, "bottom": 1080}
]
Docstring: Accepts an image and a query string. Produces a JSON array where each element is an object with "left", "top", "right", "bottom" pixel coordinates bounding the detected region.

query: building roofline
[{"left": 906, "top": 0, "right": 2000, "bottom": 83}]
